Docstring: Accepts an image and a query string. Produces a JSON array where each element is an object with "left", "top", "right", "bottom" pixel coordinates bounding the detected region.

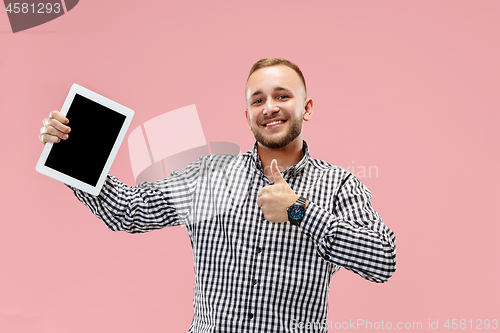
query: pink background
[{"left": 1, "top": 0, "right": 499, "bottom": 332}]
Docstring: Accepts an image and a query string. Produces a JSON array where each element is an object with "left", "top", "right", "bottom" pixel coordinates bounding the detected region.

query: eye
[
  {"left": 278, "top": 95, "right": 289, "bottom": 100},
  {"left": 252, "top": 98, "right": 264, "bottom": 105}
]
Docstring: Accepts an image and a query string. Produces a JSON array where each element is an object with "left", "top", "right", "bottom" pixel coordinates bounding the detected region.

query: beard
[{"left": 251, "top": 116, "right": 303, "bottom": 149}]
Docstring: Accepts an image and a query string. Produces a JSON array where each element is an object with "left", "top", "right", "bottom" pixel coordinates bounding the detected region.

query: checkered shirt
[{"left": 70, "top": 141, "right": 396, "bottom": 332}]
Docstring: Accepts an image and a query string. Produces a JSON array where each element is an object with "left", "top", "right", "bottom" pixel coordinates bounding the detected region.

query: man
[{"left": 39, "top": 58, "right": 396, "bottom": 332}]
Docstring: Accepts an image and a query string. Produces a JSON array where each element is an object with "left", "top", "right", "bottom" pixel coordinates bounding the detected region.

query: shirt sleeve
[
  {"left": 299, "top": 174, "right": 396, "bottom": 283},
  {"left": 67, "top": 158, "right": 202, "bottom": 234}
]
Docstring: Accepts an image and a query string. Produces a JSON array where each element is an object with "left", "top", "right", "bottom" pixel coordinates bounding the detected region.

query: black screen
[{"left": 45, "top": 93, "right": 126, "bottom": 186}]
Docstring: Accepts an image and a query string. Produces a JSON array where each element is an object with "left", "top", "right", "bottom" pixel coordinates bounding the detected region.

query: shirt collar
[{"left": 250, "top": 140, "right": 310, "bottom": 177}]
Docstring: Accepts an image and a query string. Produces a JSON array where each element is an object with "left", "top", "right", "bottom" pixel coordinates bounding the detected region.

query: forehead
[{"left": 246, "top": 65, "right": 304, "bottom": 99}]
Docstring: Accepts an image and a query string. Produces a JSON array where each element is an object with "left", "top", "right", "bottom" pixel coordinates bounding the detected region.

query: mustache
[{"left": 260, "top": 114, "right": 288, "bottom": 122}]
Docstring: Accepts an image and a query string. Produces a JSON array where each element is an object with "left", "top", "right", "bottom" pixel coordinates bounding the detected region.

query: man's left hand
[{"left": 257, "top": 159, "right": 299, "bottom": 222}]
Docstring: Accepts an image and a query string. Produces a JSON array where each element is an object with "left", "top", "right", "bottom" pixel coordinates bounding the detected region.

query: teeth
[{"left": 265, "top": 120, "right": 284, "bottom": 126}]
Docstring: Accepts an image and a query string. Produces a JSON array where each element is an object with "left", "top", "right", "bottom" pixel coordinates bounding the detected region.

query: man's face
[{"left": 245, "top": 65, "right": 311, "bottom": 149}]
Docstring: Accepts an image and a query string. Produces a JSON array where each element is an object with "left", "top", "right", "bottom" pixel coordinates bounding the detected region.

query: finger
[
  {"left": 43, "top": 116, "right": 71, "bottom": 134},
  {"left": 40, "top": 125, "right": 69, "bottom": 140},
  {"left": 268, "top": 159, "right": 277, "bottom": 183},
  {"left": 257, "top": 186, "right": 268, "bottom": 197},
  {"left": 39, "top": 133, "right": 61, "bottom": 144},
  {"left": 271, "top": 159, "right": 285, "bottom": 183},
  {"left": 49, "top": 110, "right": 69, "bottom": 125}
]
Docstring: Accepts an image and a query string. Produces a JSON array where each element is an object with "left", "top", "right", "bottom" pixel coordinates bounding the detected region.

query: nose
[{"left": 263, "top": 99, "right": 279, "bottom": 116}]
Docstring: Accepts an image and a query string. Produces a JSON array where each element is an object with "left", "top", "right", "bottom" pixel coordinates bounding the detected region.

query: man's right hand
[{"left": 39, "top": 110, "right": 71, "bottom": 144}]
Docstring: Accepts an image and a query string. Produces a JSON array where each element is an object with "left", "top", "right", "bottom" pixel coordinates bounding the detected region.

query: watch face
[{"left": 288, "top": 205, "right": 305, "bottom": 220}]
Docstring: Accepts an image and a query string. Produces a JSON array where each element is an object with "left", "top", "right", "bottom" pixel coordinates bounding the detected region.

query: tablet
[{"left": 36, "top": 84, "right": 135, "bottom": 196}]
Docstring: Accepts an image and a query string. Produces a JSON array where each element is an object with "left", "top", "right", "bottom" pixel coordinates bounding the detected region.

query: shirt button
[
  {"left": 256, "top": 247, "right": 262, "bottom": 254},
  {"left": 249, "top": 313, "right": 254, "bottom": 319},
  {"left": 252, "top": 279, "right": 258, "bottom": 286}
]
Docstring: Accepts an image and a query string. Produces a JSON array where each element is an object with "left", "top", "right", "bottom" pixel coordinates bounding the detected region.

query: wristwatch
[{"left": 287, "top": 196, "right": 307, "bottom": 226}]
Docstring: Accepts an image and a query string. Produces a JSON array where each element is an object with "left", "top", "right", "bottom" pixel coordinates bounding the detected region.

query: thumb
[{"left": 270, "top": 159, "right": 285, "bottom": 184}]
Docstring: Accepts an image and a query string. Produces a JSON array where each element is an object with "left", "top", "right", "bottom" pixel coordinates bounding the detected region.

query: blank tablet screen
[{"left": 44, "top": 93, "right": 126, "bottom": 186}]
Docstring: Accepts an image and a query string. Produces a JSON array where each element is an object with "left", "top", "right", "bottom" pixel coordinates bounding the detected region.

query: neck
[{"left": 257, "top": 137, "right": 304, "bottom": 179}]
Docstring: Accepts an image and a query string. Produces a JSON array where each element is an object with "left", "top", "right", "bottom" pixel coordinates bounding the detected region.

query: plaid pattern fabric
[{"left": 71, "top": 141, "right": 396, "bottom": 332}]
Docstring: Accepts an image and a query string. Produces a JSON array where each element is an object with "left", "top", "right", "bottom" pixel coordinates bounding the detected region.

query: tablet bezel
[{"left": 36, "top": 83, "right": 135, "bottom": 196}]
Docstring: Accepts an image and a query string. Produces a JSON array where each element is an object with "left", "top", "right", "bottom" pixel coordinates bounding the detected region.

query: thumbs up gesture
[{"left": 257, "top": 159, "right": 300, "bottom": 222}]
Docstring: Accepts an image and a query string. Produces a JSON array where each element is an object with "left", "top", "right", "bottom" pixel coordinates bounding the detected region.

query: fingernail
[
  {"left": 63, "top": 134, "right": 68, "bottom": 140},
  {"left": 67, "top": 127, "right": 71, "bottom": 133}
]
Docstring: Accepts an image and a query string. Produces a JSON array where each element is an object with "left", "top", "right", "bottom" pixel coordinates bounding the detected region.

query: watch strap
[{"left": 295, "top": 196, "right": 306, "bottom": 207}]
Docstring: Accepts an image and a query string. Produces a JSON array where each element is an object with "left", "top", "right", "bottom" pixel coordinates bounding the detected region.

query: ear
[
  {"left": 303, "top": 98, "right": 313, "bottom": 122},
  {"left": 245, "top": 108, "right": 251, "bottom": 129}
]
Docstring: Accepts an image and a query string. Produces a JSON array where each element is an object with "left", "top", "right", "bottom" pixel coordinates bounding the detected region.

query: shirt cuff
[
  {"left": 298, "top": 201, "right": 346, "bottom": 267},
  {"left": 65, "top": 175, "right": 114, "bottom": 202},
  {"left": 299, "top": 201, "right": 331, "bottom": 241}
]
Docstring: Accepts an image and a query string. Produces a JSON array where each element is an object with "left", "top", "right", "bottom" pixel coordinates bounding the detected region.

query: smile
[{"left": 264, "top": 120, "right": 286, "bottom": 127}]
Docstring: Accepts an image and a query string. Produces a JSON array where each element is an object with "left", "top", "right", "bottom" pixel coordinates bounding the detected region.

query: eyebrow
[{"left": 250, "top": 86, "right": 292, "bottom": 98}]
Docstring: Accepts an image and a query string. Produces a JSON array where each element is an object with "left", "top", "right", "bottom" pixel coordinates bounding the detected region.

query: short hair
[{"left": 247, "top": 57, "right": 307, "bottom": 94}]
